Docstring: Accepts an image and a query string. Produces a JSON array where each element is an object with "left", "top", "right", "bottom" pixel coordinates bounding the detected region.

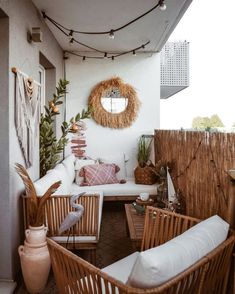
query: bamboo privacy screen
[{"left": 154, "top": 130, "right": 235, "bottom": 228}]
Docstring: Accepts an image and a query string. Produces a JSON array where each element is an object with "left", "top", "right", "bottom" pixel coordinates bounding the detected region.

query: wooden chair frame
[
  {"left": 23, "top": 194, "right": 100, "bottom": 261},
  {"left": 47, "top": 207, "right": 235, "bottom": 294}
]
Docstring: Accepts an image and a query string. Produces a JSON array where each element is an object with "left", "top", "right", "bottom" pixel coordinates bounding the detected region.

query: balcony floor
[{"left": 16, "top": 201, "right": 134, "bottom": 293}]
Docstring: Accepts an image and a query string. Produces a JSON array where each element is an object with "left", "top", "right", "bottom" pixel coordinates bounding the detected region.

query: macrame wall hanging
[{"left": 12, "top": 68, "right": 41, "bottom": 168}]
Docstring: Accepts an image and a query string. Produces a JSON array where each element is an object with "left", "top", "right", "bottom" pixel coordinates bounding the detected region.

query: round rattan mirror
[{"left": 88, "top": 77, "right": 140, "bottom": 129}]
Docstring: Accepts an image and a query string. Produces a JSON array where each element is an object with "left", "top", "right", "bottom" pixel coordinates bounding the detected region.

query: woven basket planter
[{"left": 134, "top": 166, "right": 157, "bottom": 185}]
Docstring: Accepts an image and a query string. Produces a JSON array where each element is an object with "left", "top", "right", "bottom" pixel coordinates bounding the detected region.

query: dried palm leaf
[
  {"left": 15, "top": 163, "right": 61, "bottom": 226},
  {"left": 15, "top": 163, "right": 38, "bottom": 223},
  {"left": 35, "top": 181, "right": 61, "bottom": 226}
]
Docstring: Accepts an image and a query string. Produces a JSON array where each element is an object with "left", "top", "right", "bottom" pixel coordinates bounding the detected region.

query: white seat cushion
[
  {"left": 71, "top": 179, "right": 157, "bottom": 197},
  {"left": 34, "top": 169, "right": 63, "bottom": 195},
  {"left": 101, "top": 252, "right": 139, "bottom": 284},
  {"left": 128, "top": 215, "right": 229, "bottom": 288},
  {"left": 62, "top": 154, "right": 76, "bottom": 184}
]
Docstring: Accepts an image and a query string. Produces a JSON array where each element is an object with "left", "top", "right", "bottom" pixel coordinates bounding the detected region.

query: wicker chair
[
  {"left": 23, "top": 193, "right": 101, "bottom": 263},
  {"left": 47, "top": 207, "right": 235, "bottom": 294}
]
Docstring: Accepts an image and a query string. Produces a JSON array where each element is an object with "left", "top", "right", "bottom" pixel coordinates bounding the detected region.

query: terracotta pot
[{"left": 18, "top": 225, "right": 51, "bottom": 294}]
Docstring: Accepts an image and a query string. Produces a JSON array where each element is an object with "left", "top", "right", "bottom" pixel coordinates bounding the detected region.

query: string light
[
  {"left": 109, "top": 30, "right": 115, "bottom": 39},
  {"left": 133, "top": 50, "right": 137, "bottom": 56},
  {"left": 82, "top": 56, "right": 86, "bottom": 61},
  {"left": 159, "top": 0, "right": 167, "bottom": 11},
  {"left": 68, "top": 30, "right": 73, "bottom": 41},
  {"left": 63, "top": 40, "right": 150, "bottom": 61},
  {"left": 42, "top": 0, "right": 166, "bottom": 36},
  {"left": 69, "top": 37, "right": 74, "bottom": 45}
]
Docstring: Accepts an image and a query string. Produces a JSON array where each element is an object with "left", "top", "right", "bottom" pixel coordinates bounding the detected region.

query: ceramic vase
[{"left": 18, "top": 225, "right": 51, "bottom": 294}]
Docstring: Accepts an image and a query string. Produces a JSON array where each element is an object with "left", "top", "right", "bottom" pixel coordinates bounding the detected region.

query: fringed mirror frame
[{"left": 88, "top": 77, "right": 140, "bottom": 129}]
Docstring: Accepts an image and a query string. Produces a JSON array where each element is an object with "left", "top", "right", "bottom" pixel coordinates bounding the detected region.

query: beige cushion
[
  {"left": 71, "top": 179, "right": 158, "bottom": 197},
  {"left": 101, "top": 252, "right": 139, "bottom": 284},
  {"left": 128, "top": 215, "right": 229, "bottom": 288},
  {"left": 34, "top": 169, "right": 63, "bottom": 195},
  {"left": 62, "top": 154, "right": 76, "bottom": 184}
]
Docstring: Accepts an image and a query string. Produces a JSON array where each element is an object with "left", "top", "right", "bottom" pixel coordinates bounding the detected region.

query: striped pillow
[{"left": 79, "top": 163, "right": 120, "bottom": 186}]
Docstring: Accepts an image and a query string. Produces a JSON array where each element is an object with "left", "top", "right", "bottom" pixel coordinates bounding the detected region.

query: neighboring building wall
[
  {"left": 0, "top": 0, "right": 63, "bottom": 282},
  {"left": 160, "top": 41, "right": 189, "bottom": 99},
  {"left": 65, "top": 54, "right": 160, "bottom": 177}
]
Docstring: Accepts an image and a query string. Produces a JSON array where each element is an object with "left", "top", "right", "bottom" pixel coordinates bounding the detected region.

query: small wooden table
[{"left": 125, "top": 204, "right": 145, "bottom": 250}]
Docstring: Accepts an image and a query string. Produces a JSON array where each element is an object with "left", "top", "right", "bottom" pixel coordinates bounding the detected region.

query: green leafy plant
[
  {"left": 40, "top": 79, "right": 92, "bottom": 177},
  {"left": 137, "top": 136, "right": 153, "bottom": 168}
]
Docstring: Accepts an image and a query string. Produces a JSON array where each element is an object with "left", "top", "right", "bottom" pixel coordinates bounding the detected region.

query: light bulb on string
[
  {"left": 159, "top": 0, "right": 166, "bottom": 11},
  {"left": 104, "top": 52, "right": 107, "bottom": 59},
  {"left": 142, "top": 44, "right": 145, "bottom": 49},
  {"left": 109, "top": 30, "right": 115, "bottom": 39},
  {"left": 111, "top": 56, "right": 115, "bottom": 61},
  {"left": 133, "top": 50, "right": 137, "bottom": 56},
  {"left": 69, "top": 38, "right": 74, "bottom": 46},
  {"left": 82, "top": 56, "right": 86, "bottom": 61},
  {"left": 68, "top": 30, "right": 74, "bottom": 41}
]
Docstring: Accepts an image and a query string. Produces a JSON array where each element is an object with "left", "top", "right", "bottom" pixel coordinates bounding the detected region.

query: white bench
[{"left": 30, "top": 155, "right": 157, "bottom": 262}]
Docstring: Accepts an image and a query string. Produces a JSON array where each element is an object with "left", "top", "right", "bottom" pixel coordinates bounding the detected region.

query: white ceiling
[{"left": 33, "top": 0, "right": 193, "bottom": 54}]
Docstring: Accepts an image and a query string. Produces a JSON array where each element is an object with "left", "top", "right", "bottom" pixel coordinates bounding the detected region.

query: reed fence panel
[{"left": 154, "top": 130, "right": 235, "bottom": 228}]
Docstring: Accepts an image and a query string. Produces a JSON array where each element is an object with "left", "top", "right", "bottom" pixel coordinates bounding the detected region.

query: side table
[{"left": 125, "top": 204, "right": 145, "bottom": 250}]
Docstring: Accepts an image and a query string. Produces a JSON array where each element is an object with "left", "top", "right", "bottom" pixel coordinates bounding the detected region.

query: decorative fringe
[{"left": 88, "top": 77, "right": 141, "bottom": 129}]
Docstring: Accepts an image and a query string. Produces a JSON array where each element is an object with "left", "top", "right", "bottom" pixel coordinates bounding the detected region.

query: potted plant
[
  {"left": 134, "top": 136, "right": 157, "bottom": 185},
  {"left": 15, "top": 163, "right": 61, "bottom": 294},
  {"left": 40, "top": 79, "right": 92, "bottom": 177}
]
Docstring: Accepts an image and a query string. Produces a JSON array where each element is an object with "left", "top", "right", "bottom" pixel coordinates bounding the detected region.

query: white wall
[
  {"left": 65, "top": 54, "right": 160, "bottom": 177},
  {"left": 0, "top": 0, "right": 64, "bottom": 282}
]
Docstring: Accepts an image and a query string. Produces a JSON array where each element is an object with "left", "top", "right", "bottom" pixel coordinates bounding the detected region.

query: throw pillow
[
  {"left": 75, "top": 159, "right": 97, "bottom": 185},
  {"left": 98, "top": 154, "right": 126, "bottom": 180},
  {"left": 127, "top": 215, "right": 229, "bottom": 288},
  {"left": 79, "top": 163, "right": 120, "bottom": 186}
]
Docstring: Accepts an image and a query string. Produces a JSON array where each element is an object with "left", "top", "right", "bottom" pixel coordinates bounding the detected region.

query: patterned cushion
[{"left": 79, "top": 164, "right": 120, "bottom": 186}]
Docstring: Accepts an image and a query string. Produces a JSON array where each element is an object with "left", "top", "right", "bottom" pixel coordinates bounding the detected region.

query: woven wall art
[{"left": 88, "top": 77, "right": 140, "bottom": 129}]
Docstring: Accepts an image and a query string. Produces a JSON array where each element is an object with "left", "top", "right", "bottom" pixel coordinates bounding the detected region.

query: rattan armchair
[
  {"left": 23, "top": 193, "right": 100, "bottom": 263},
  {"left": 47, "top": 207, "right": 235, "bottom": 294}
]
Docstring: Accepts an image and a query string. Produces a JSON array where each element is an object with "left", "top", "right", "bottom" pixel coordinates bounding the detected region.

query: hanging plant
[{"left": 40, "top": 79, "right": 92, "bottom": 177}]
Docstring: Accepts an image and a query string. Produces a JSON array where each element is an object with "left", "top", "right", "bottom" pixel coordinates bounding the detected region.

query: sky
[{"left": 160, "top": 0, "right": 235, "bottom": 129}]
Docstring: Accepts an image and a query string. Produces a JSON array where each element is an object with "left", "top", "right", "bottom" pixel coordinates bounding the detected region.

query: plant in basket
[
  {"left": 15, "top": 163, "right": 61, "bottom": 294},
  {"left": 134, "top": 136, "right": 158, "bottom": 185}
]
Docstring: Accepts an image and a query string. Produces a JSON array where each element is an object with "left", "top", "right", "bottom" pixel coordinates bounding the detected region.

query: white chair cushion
[
  {"left": 98, "top": 154, "right": 126, "bottom": 180},
  {"left": 71, "top": 179, "right": 157, "bottom": 197},
  {"left": 53, "top": 164, "right": 71, "bottom": 194},
  {"left": 62, "top": 154, "right": 76, "bottom": 184},
  {"left": 101, "top": 252, "right": 139, "bottom": 284},
  {"left": 128, "top": 215, "right": 229, "bottom": 288},
  {"left": 34, "top": 170, "right": 62, "bottom": 196}
]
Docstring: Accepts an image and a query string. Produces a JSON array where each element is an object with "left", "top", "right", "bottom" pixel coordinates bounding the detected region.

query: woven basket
[{"left": 134, "top": 166, "right": 157, "bottom": 185}]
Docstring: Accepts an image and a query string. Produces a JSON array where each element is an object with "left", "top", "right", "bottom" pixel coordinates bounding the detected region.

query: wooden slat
[
  {"left": 154, "top": 130, "right": 235, "bottom": 228},
  {"left": 47, "top": 207, "right": 235, "bottom": 294},
  {"left": 22, "top": 194, "right": 100, "bottom": 250}
]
